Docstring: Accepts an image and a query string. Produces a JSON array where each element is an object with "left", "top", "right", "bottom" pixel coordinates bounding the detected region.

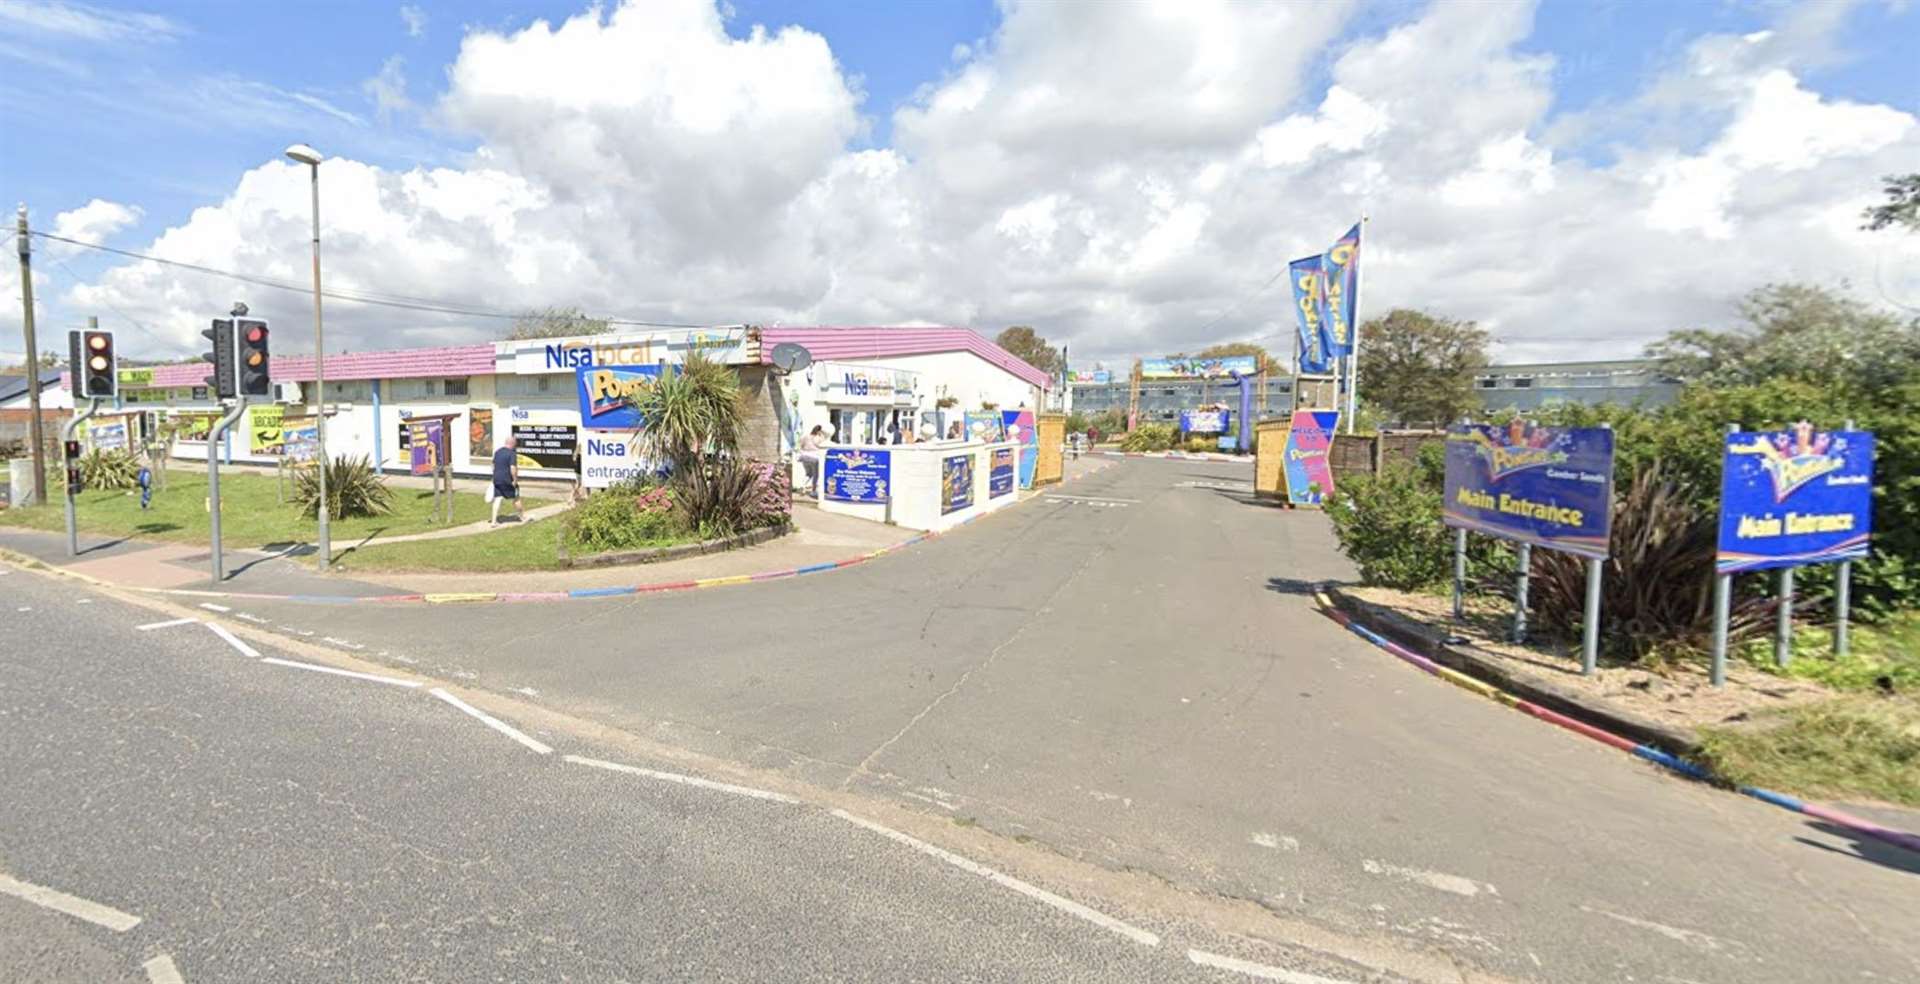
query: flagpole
[{"left": 1346, "top": 213, "right": 1368, "bottom": 433}]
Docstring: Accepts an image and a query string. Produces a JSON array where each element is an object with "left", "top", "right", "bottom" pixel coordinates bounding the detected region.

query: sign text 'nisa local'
[{"left": 543, "top": 342, "right": 656, "bottom": 370}]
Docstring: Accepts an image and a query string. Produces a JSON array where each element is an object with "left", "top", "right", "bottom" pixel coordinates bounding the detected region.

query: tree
[
  {"left": 1354, "top": 309, "right": 1489, "bottom": 427},
  {"left": 995, "top": 326, "right": 1063, "bottom": 376},
  {"left": 1862, "top": 173, "right": 1920, "bottom": 232},
  {"left": 509, "top": 306, "right": 610, "bottom": 340},
  {"left": 1192, "top": 341, "right": 1276, "bottom": 372},
  {"left": 1646, "top": 284, "right": 1920, "bottom": 395}
]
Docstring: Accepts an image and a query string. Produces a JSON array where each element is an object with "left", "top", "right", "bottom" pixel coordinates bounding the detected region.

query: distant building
[
  {"left": 1473, "top": 359, "right": 1680, "bottom": 413},
  {"left": 1071, "top": 375, "right": 1293, "bottom": 424}
]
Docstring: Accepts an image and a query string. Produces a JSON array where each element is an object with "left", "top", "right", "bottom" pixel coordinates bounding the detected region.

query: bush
[
  {"left": 1121, "top": 424, "right": 1175, "bottom": 452},
  {"left": 670, "top": 456, "right": 786, "bottom": 539},
  {"left": 79, "top": 448, "right": 142, "bottom": 490},
  {"left": 631, "top": 350, "right": 743, "bottom": 466},
  {"left": 1325, "top": 463, "right": 1452, "bottom": 589},
  {"left": 563, "top": 481, "right": 685, "bottom": 554},
  {"left": 292, "top": 455, "right": 393, "bottom": 519},
  {"left": 1185, "top": 437, "right": 1217, "bottom": 453}
]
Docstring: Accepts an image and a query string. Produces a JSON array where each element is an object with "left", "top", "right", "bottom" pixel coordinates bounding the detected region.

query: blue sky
[{"left": 4, "top": 1, "right": 1916, "bottom": 365}]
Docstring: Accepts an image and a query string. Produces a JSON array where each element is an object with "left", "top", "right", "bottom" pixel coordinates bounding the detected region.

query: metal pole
[
  {"left": 17, "top": 205, "right": 48, "bottom": 505},
  {"left": 207, "top": 397, "right": 250, "bottom": 584},
  {"left": 1582, "top": 556, "right": 1603, "bottom": 675},
  {"left": 1834, "top": 418, "right": 1855, "bottom": 659},
  {"left": 308, "top": 161, "right": 331, "bottom": 571},
  {"left": 1345, "top": 213, "right": 1367, "bottom": 433},
  {"left": 1775, "top": 566, "right": 1794, "bottom": 667},
  {"left": 1512, "top": 542, "right": 1531, "bottom": 643},
  {"left": 62, "top": 396, "right": 101, "bottom": 556},
  {"left": 1451, "top": 527, "right": 1467, "bottom": 620},
  {"left": 1709, "top": 422, "right": 1739, "bottom": 687}
]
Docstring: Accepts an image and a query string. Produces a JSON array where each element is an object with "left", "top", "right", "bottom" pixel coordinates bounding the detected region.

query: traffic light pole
[
  {"left": 61, "top": 397, "right": 102, "bottom": 557},
  {"left": 206, "top": 397, "right": 251, "bottom": 585}
]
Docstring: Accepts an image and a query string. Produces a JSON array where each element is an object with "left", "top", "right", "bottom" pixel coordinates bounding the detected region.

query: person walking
[
  {"left": 490, "top": 436, "right": 525, "bottom": 526},
  {"left": 797, "top": 425, "right": 829, "bottom": 496}
]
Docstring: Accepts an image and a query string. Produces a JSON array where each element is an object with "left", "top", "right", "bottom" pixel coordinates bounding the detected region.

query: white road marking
[
  {"left": 235, "top": 612, "right": 267, "bottom": 623},
  {"left": 1186, "top": 948, "right": 1354, "bottom": 983},
  {"left": 321, "top": 636, "right": 366, "bottom": 651},
  {"left": 196, "top": 602, "right": 230, "bottom": 613},
  {"left": 204, "top": 622, "right": 260, "bottom": 659},
  {"left": 143, "top": 954, "right": 185, "bottom": 984},
  {"left": 76, "top": 598, "right": 91, "bottom": 604},
  {"left": 135, "top": 617, "right": 198, "bottom": 631},
  {"left": 430, "top": 688, "right": 552, "bottom": 755},
  {"left": 1581, "top": 906, "right": 1736, "bottom": 952},
  {"left": 1251, "top": 832, "right": 1300, "bottom": 851},
  {"left": 564, "top": 754, "right": 798, "bottom": 804},
  {"left": 1361, "top": 859, "right": 1495, "bottom": 898},
  {"left": 1043, "top": 492, "right": 1139, "bottom": 503},
  {"left": 260, "top": 657, "right": 421, "bottom": 688},
  {"left": 830, "top": 808, "right": 1160, "bottom": 947},
  {"left": 15, "top": 606, "right": 30, "bottom": 612},
  {"left": 0, "top": 874, "right": 142, "bottom": 932}
]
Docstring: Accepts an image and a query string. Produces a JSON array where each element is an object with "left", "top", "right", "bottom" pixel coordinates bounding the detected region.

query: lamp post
[{"left": 285, "top": 143, "right": 330, "bottom": 570}]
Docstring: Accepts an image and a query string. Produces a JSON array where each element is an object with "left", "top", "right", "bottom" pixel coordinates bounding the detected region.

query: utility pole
[{"left": 16, "top": 204, "right": 48, "bottom": 505}]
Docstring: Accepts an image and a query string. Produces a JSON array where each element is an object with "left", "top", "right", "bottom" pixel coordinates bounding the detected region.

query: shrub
[
  {"left": 670, "top": 456, "right": 782, "bottom": 539},
  {"left": 0, "top": 438, "right": 25, "bottom": 460},
  {"left": 79, "top": 448, "right": 142, "bottom": 490},
  {"left": 1121, "top": 424, "right": 1175, "bottom": 452},
  {"left": 563, "top": 482, "right": 685, "bottom": 554},
  {"left": 292, "top": 455, "right": 393, "bottom": 519},
  {"left": 1325, "top": 463, "right": 1452, "bottom": 589},
  {"left": 631, "top": 350, "right": 743, "bottom": 466},
  {"left": 1185, "top": 437, "right": 1216, "bottom": 453}
]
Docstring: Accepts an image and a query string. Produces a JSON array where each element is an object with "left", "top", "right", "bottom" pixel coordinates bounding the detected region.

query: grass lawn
[
  {"left": 332, "top": 514, "right": 708, "bottom": 572},
  {"left": 0, "top": 468, "right": 524, "bottom": 549}
]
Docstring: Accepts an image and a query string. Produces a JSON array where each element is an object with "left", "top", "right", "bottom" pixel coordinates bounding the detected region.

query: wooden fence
[{"left": 1256, "top": 422, "right": 1445, "bottom": 499}]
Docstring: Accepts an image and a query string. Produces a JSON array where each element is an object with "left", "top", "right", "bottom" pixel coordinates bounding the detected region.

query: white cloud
[
  {"left": 400, "top": 4, "right": 427, "bottom": 39},
  {"left": 0, "top": 0, "right": 181, "bottom": 43},
  {"left": 43, "top": 0, "right": 1920, "bottom": 369},
  {"left": 363, "top": 55, "right": 411, "bottom": 122},
  {"left": 50, "top": 199, "right": 143, "bottom": 250}
]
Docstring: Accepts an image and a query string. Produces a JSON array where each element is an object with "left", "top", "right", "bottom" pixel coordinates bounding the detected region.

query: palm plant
[
  {"left": 630, "top": 350, "right": 742, "bottom": 467},
  {"left": 293, "top": 454, "right": 393, "bottom": 518}
]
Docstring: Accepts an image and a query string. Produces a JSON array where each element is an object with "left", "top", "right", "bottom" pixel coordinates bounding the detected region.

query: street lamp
[{"left": 285, "top": 142, "right": 330, "bottom": 570}]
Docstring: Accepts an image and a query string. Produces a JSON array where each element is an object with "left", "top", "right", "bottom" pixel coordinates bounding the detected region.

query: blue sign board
[
  {"left": 575, "top": 364, "right": 663, "bottom": 431},
  {"left": 942, "top": 454, "right": 974, "bottom": 514},
  {"left": 989, "top": 447, "right": 1015, "bottom": 498},
  {"left": 1716, "top": 426, "right": 1874, "bottom": 574},
  {"left": 1442, "top": 423, "right": 1616, "bottom": 560},
  {"left": 1179, "top": 409, "right": 1229, "bottom": 434},
  {"left": 824, "top": 448, "right": 891, "bottom": 502}
]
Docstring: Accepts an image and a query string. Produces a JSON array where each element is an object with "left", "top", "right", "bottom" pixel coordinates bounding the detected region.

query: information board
[
  {"left": 511, "top": 422, "right": 578, "bottom": 472},
  {"left": 824, "top": 448, "right": 891, "bottom": 502},
  {"left": 1716, "top": 426, "right": 1874, "bottom": 574},
  {"left": 989, "top": 447, "right": 1015, "bottom": 498},
  {"left": 1281, "top": 410, "right": 1339, "bottom": 506},
  {"left": 581, "top": 433, "right": 652, "bottom": 489},
  {"left": 1442, "top": 422, "right": 1616, "bottom": 559},
  {"left": 408, "top": 418, "right": 447, "bottom": 476},
  {"left": 942, "top": 453, "right": 974, "bottom": 514},
  {"left": 576, "top": 364, "right": 662, "bottom": 432}
]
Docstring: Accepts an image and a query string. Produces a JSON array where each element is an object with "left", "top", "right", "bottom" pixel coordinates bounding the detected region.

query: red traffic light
[{"left": 246, "top": 325, "right": 267, "bottom": 344}]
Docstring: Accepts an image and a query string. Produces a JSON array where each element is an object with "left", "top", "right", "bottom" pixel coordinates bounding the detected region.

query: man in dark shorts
[{"left": 490, "top": 436, "right": 525, "bottom": 526}]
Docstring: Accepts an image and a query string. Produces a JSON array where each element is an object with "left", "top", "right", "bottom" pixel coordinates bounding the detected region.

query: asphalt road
[
  {"left": 11, "top": 458, "right": 1919, "bottom": 982},
  {"left": 0, "top": 566, "right": 1380, "bottom": 983}
]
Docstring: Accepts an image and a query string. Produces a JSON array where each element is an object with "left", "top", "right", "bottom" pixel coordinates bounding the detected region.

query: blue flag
[
  {"left": 1321, "top": 223, "right": 1360, "bottom": 358},
  {"left": 1289, "top": 256, "right": 1331, "bottom": 374}
]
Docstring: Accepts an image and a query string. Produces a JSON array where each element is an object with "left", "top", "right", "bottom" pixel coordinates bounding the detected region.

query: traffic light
[
  {"left": 81, "top": 329, "right": 117, "bottom": 398},
  {"left": 202, "top": 319, "right": 237, "bottom": 400},
  {"left": 236, "top": 319, "right": 270, "bottom": 397}
]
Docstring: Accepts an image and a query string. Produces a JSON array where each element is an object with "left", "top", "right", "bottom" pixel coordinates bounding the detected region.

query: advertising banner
[
  {"left": 1180, "top": 409, "right": 1227, "bottom": 433},
  {"left": 1069, "top": 369, "right": 1112, "bottom": 384},
  {"left": 469, "top": 408, "right": 494, "bottom": 464},
  {"left": 407, "top": 418, "right": 447, "bottom": 476},
  {"left": 509, "top": 408, "right": 579, "bottom": 471},
  {"left": 1321, "top": 224, "right": 1360, "bottom": 358},
  {"left": 283, "top": 418, "right": 318, "bottom": 462},
  {"left": 575, "top": 364, "right": 662, "bottom": 432},
  {"left": 249, "top": 405, "right": 284, "bottom": 455},
  {"left": 1001, "top": 408, "right": 1038, "bottom": 488},
  {"left": 1443, "top": 422, "right": 1616, "bottom": 559},
  {"left": 90, "top": 420, "right": 129, "bottom": 453},
  {"left": 965, "top": 412, "right": 1006, "bottom": 443},
  {"left": 580, "top": 432, "right": 653, "bottom": 489},
  {"left": 1289, "top": 256, "right": 1331, "bottom": 374},
  {"left": 1281, "top": 410, "right": 1340, "bottom": 506},
  {"left": 1716, "top": 425, "right": 1874, "bottom": 574},
  {"left": 1140, "top": 356, "right": 1258, "bottom": 379},
  {"left": 824, "top": 448, "right": 891, "bottom": 502},
  {"left": 989, "top": 447, "right": 1015, "bottom": 498},
  {"left": 497, "top": 329, "right": 749, "bottom": 375},
  {"left": 172, "top": 412, "right": 220, "bottom": 443},
  {"left": 942, "top": 453, "right": 974, "bottom": 514}
]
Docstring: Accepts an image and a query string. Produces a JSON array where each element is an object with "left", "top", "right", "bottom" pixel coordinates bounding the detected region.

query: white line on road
[
  {"left": 204, "top": 622, "right": 260, "bottom": 659},
  {"left": 321, "top": 636, "right": 366, "bottom": 651},
  {"left": 236, "top": 612, "right": 267, "bottom": 623},
  {"left": 260, "top": 657, "right": 421, "bottom": 689},
  {"left": 135, "top": 617, "right": 198, "bottom": 631},
  {"left": 143, "top": 954, "right": 185, "bottom": 984},
  {"left": 1186, "top": 949, "right": 1355, "bottom": 983},
  {"left": 196, "top": 602, "right": 230, "bottom": 613},
  {"left": 430, "top": 688, "right": 552, "bottom": 754},
  {"left": 0, "top": 874, "right": 142, "bottom": 932},
  {"left": 564, "top": 754, "right": 799, "bottom": 804},
  {"left": 1042, "top": 492, "right": 1140, "bottom": 503},
  {"left": 1360, "top": 859, "right": 1495, "bottom": 898},
  {"left": 830, "top": 809, "right": 1160, "bottom": 948}
]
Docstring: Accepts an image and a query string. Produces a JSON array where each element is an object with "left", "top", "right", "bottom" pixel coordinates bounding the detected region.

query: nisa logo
[
  {"left": 1731, "top": 423, "right": 1845, "bottom": 503},
  {"left": 844, "top": 373, "right": 870, "bottom": 396},
  {"left": 544, "top": 344, "right": 593, "bottom": 370},
  {"left": 586, "top": 437, "right": 629, "bottom": 458}
]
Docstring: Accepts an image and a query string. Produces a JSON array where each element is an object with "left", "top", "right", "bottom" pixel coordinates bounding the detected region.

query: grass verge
[
  {"left": 330, "top": 516, "right": 702, "bottom": 573},
  {"left": 1698, "top": 695, "right": 1920, "bottom": 808}
]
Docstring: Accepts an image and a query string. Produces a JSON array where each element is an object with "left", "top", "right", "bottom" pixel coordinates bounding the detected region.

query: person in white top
[{"left": 798, "top": 424, "right": 831, "bottom": 495}]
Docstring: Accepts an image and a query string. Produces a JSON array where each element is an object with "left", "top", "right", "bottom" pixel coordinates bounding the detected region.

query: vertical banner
[
  {"left": 1001, "top": 409, "right": 1038, "bottom": 488},
  {"left": 408, "top": 418, "right": 445, "bottom": 476},
  {"left": 1281, "top": 410, "right": 1341, "bottom": 506},
  {"left": 469, "top": 408, "right": 494, "bottom": 464},
  {"left": 989, "top": 446, "right": 1015, "bottom": 498},
  {"left": 824, "top": 448, "right": 891, "bottom": 502},
  {"left": 1289, "top": 257, "right": 1331, "bottom": 374},
  {"left": 1442, "top": 422, "right": 1617, "bottom": 559},
  {"left": 941, "top": 453, "right": 974, "bottom": 514},
  {"left": 1715, "top": 425, "right": 1874, "bottom": 573},
  {"left": 248, "top": 405, "right": 285, "bottom": 455},
  {"left": 1322, "top": 224, "right": 1360, "bottom": 358}
]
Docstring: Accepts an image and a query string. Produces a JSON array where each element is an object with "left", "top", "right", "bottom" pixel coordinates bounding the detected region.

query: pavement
[{"left": 6, "top": 456, "right": 1917, "bottom": 982}]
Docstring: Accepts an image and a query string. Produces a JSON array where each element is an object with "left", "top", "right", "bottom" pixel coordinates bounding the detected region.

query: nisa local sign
[
  {"left": 1442, "top": 421, "right": 1616, "bottom": 559},
  {"left": 499, "top": 329, "right": 748, "bottom": 375},
  {"left": 575, "top": 364, "right": 662, "bottom": 432},
  {"left": 1716, "top": 424, "right": 1874, "bottom": 574},
  {"left": 817, "top": 362, "right": 916, "bottom": 405}
]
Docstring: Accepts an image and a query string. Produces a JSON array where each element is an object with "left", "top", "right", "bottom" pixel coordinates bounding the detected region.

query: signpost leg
[
  {"left": 1451, "top": 527, "right": 1467, "bottom": 620},
  {"left": 1775, "top": 566, "right": 1794, "bottom": 667},
  {"left": 62, "top": 398, "right": 102, "bottom": 557},
  {"left": 1834, "top": 560, "right": 1852, "bottom": 659},
  {"left": 1511, "top": 543, "right": 1531, "bottom": 643},
  {"left": 207, "top": 398, "right": 250, "bottom": 585},
  {"left": 1581, "top": 556, "right": 1603, "bottom": 676},
  {"left": 1709, "top": 573, "right": 1731, "bottom": 687}
]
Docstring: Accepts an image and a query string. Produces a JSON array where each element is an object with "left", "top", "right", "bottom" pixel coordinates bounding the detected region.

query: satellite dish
[{"left": 770, "top": 342, "right": 813, "bottom": 373}]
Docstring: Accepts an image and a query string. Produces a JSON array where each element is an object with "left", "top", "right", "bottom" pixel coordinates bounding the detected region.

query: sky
[{"left": 3, "top": 0, "right": 1917, "bottom": 370}]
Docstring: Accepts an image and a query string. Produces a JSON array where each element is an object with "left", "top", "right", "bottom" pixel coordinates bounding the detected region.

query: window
[
  {"left": 443, "top": 378, "right": 469, "bottom": 397},
  {"left": 1510, "top": 377, "right": 1533, "bottom": 389},
  {"left": 1477, "top": 378, "right": 1498, "bottom": 389},
  {"left": 192, "top": 386, "right": 208, "bottom": 401}
]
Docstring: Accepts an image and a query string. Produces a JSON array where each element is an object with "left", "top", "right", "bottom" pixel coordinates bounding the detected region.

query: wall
[{"left": 735, "top": 365, "right": 784, "bottom": 463}]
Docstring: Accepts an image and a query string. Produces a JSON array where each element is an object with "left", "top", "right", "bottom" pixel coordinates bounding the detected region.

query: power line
[{"left": 28, "top": 230, "right": 714, "bottom": 329}]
